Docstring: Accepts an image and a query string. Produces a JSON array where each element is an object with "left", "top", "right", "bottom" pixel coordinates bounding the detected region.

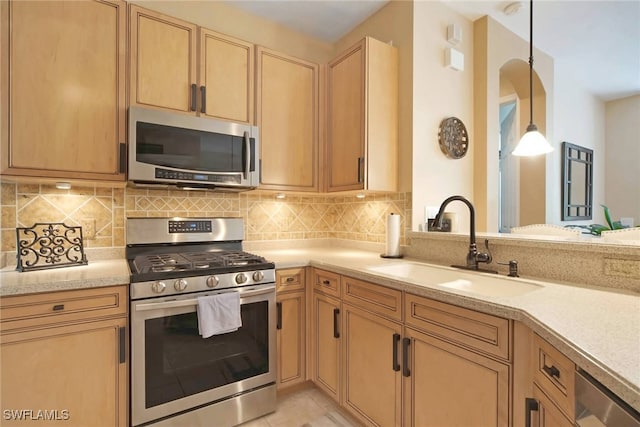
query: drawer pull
[
  {"left": 322, "top": 280, "right": 331, "bottom": 286},
  {"left": 392, "top": 333, "right": 401, "bottom": 372},
  {"left": 286, "top": 277, "right": 295, "bottom": 282},
  {"left": 402, "top": 337, "right": 411, "bottom": 377},
  {"left": 52, "top": 304, "right": 65, "bottom": 311},
  {"left": 543, "top": 364, "right": 560, "bottom": 379},
  {"left": 276, "top": 302, "right": 282, "bottom": 330}
]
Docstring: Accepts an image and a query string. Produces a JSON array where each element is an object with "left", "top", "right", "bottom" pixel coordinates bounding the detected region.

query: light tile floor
[{"left": 240, "top": 385, "right": 361, "bottom": 427}]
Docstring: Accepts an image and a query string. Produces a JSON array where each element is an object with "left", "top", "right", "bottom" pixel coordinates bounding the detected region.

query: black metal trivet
[{"left": 16, "top": 223, "right": 88, "bottom": 272}]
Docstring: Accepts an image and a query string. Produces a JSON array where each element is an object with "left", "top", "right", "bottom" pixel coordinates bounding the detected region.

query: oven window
[
  {"left": 144, "top": 300, "right": 269, "bottom": 408},
  {"left": 136, "top": 122, "right": 246, "bottom": 172}
]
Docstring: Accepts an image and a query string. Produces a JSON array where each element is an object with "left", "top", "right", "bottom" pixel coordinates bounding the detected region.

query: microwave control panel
[{"left": 155, "top": 168, "right": 241, "bottom": 184}]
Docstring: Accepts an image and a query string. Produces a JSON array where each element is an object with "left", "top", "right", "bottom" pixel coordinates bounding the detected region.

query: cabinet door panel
[
  {"left": 327, "top": 41, "right": 364, "bottom": 191},
  {"left": 404, "top": 327, "right": 510, "bottom": 427},
  {"left": 257, "top": 47, "right": 319, "bottom": 191},
  {"left": 313, "top": 292, "right": 340, "bottom": 402},
  {"left": 130, "top": 5, "right": 196, "bottom": 112},
  {"left": 277, "top": 291, "right": 305, "bottom": 389},
  {"left": 0, "top": 318, "right": 127, "bottom": 427},
  {"left": 532, "top": 385, "right": 574, "bottom": 427},
  {"left": 200, "top": 30, "right": 253, "bottom": 123},
  {"left": 343, "top": 303, "right": 402, "bottom": 427},
  {"left": 4, "top": 0, "right": 125, "bottom": 178}
]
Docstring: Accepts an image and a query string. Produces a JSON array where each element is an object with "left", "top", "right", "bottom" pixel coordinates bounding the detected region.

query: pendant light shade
[{"left": 513, "top": 0, "right": 554, "bottom": 157}]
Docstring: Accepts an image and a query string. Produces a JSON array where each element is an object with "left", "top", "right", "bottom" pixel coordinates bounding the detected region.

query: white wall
[
  {"left": 412, "top": 1, "right": 475, "bottom": 232},
  {"left": 553, "top": 62, "right": 606, "bottom": 226},
  {"left": 605, "top": 95, "right": 640, "bottom": 226}
]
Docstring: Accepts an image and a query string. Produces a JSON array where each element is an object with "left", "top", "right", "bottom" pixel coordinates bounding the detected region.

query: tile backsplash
[{"left": 0, "top": 182, "right": 411, "bottom": 253}]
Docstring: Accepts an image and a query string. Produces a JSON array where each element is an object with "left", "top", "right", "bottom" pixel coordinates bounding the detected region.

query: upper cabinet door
[
  {"left": 256, "top": 47, "right": 319, "bottom": 191},
  {"left": 327, "top": 37, "right": 398, "bottom": 193},
  {"left": 200, "top": 29, "right": 254, "bottom": 123},
  {"left": 129, "top": 5, "right": 197, "bottom": 113},
  {"left": 327, "top": 40, "right": 365, "bottom": 192},
  {"left": 1, "top": 0, "right": 126, "bottom": 180}
]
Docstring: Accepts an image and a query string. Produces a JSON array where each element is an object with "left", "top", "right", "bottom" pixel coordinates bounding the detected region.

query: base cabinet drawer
[
  {"left": 405, "top": 293, "right": 511, "bottom": 361},
  {"left": 533, "top": 334, "right": 575, "bottom": 420}
]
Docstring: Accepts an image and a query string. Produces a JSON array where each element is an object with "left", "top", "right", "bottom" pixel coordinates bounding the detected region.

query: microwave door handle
[{"left": 243, "top": 131, "right": 250, "bottom": 180}]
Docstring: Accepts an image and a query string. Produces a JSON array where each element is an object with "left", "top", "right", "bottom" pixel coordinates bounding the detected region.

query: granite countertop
[
  {"left": 0, "top": 259, "right": 130, "bottom": 296},
  {"left": 1, "top": 247, "right": 638, "bottom": 413}
]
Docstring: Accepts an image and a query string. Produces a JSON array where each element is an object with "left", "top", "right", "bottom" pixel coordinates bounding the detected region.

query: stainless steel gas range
[{"left": 127, "top": 217, "right": 276, "bottom": 427}]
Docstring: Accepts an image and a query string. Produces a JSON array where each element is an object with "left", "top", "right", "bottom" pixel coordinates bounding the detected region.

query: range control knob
[
  {"left": 174, "top": 279, "right": 188, "bottom": 291},
  {"left": 151, "top": 281, "right": 166, "bottom": 294},
  {"left": 235, "top": 273, "right": 247, "bottom": 284},
  {"left": 206, "top": 276, "right": 220, "bottom": 288},
  {"left": 252, "top": 271, "right": 264, "bottom": 282}
]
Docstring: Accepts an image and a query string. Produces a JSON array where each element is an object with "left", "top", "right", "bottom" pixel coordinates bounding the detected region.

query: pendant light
[{"left": 512, "top": 0, "right": 554, "bottom": 156}]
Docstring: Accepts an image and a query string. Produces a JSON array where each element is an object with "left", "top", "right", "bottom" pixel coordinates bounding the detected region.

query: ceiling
[{"left": 223, "top": 0, "right": 640, "bottom": 102}]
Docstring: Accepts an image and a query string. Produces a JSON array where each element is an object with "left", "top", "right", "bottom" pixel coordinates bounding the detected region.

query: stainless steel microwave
[{"left": 128, "top": 107, "right": 260, "bottom": 191}]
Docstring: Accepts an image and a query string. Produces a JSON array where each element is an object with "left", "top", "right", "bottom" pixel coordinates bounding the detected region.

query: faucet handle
[
  {"left": 497, "top": 260, "right": 519, "bottom": 277},
  {"left": 476, "top": 238, "right": 493, "bottom": 264}
]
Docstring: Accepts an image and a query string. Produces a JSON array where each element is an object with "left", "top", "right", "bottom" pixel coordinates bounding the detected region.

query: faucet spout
[{"left": 432, "top": 195, "right": 494, "bottom": 272}]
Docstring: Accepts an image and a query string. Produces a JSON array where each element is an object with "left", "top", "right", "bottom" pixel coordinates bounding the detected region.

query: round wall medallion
[{"left": 438, "top": 117, "right": 469, "bottom": 159}]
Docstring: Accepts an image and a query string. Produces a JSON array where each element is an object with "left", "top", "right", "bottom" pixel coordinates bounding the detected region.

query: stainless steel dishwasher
[{"left": 575, "top": 369, "right": 640, "bottom": 427}]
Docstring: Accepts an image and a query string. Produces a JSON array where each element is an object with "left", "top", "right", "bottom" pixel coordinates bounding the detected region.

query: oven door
[{"left": 130, "top": 284, "right": 276, "bottom": 426}]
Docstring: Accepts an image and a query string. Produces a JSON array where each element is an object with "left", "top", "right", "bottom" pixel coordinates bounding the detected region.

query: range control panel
[{"left": 168, "top": 220, "right": 213, "bottom": 234}]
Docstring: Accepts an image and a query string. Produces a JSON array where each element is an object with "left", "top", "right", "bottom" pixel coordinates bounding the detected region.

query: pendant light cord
[{"left": 528, "top": 0, "right": 535, "bottom": 128}]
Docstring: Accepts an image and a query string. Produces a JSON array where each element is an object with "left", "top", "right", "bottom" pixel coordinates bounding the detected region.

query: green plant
[{"left": 577, "top": 205, "right": 630, "bottom": 236}]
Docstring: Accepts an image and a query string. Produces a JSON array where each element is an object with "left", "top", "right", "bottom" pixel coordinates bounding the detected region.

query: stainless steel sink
[{"left": 366, "top": 262, "right": 542, "bottom": 297}]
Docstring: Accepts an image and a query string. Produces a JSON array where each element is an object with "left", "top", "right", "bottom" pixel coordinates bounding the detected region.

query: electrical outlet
[{"left": 79, "top": 219, "right": 96, "bottom": 240}]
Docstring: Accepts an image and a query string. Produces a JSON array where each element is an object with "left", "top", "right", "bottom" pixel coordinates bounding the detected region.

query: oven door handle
[{"left": 134, "top": 286, "right": 275, "bottom": 312}]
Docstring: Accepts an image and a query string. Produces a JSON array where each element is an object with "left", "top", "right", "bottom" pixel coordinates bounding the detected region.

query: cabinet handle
[
  {"left": 200, "top": 86, "right": 207, "bottom": 113},
  {"left": 322, "top": 279, "right": 331, "bottom": 286},
  {"left": 190, "top": 84, "right": 197, "bottom": 111},
  {"left": 402, "top": 337, "right": 411, "bottom": 377},
  {"left": 525, "top": 397, "right": 539, "bottom": 427},
  {"left": 276, "top": 302, "right": 282, "bottom": 330},
  {"left": 333, "top": 308, "right": 340, "bottom": 338},
  {"left": 286, "top": 277, "right": 295, "bottom": 282},
  {"left": 118, "top": 326, "right": 126, "bottom": 364},
  {"left": 357, "top": 157, "right": 364, "bottom": 183},
  {"left": 542, "top": 364, "right": 560, "bottom": 379},
  {"left": 392, "top": 333, "right": 401, "bottom": 372},
  {"left": 119, "top": 143, "right": 127, "bottom": 174},
  {"left": 52, "top": 304, "right": 64, "bottom": 311}
]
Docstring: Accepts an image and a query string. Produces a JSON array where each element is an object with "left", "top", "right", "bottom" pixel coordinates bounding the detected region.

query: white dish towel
[{"left": 197, "top": 292, "right": 242, "bottom": 338}]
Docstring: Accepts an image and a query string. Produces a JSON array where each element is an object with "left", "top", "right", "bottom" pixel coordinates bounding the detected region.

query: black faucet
[{"left": 431, "top": 195, "right": 496, "bottom": 273}]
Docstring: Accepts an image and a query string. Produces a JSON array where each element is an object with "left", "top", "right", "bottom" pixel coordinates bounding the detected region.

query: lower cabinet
[
  {"left": 276, "top": 268, "right": 306, "bottom": 390},
  {"left": 0, "top": 285, "right": 128, "bottom": 427},
  {"left": 523, "top": 333, "right": 576, "bottom": 427},
  {"left": 312, "top": 290, "right": 342, "bottom": 402},
  {"left": 310, "top": 268, "right": 514, "bottom": 427},
  {"left": 342, "top": 303, "right": 402, "bottom": 427},
  {"left": 402, "top": 326, "right": 510, "bottom": 427}
]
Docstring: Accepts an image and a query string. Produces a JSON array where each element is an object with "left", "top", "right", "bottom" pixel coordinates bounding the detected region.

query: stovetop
[{"left": 128, "top": 249, "right": 274, "bottom": 283}]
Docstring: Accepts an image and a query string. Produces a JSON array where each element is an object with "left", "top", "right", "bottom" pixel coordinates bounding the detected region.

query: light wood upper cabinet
[
  {"left": 1, "top": 0, "right": 126, "bottom": 181},
  {"left": 327, "top": 37, "right": 398, "bottom": 193},
  {"left": 200, "top": 29, "right": 253, "bottom": 123},
  {"left": 0, "top": 285, "right": 128, "bottom": 427},
  {"left": 130, "top": 6, "right": 254, "bottom": 123},
  {"left": 256, "top": 47, "right": 319, "bottom": 191},
  {"left": 129, "top": 5, "right": 197, "bottom": 113}
]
